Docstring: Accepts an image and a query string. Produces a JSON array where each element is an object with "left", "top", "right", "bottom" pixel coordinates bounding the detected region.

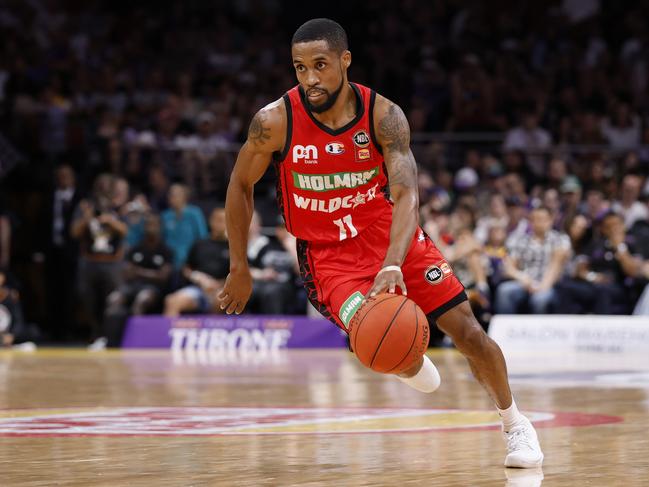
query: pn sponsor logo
[{"left": 293, "top": 145, "right": 318, "bottom": 164}]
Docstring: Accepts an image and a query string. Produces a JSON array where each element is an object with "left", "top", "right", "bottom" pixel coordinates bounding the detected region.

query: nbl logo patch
[
  {"left": 424, "top": 262, "right": 451, "bottom": 285},
  {"left": 352, "top": 130, "right": 370, "bottom": 148}
]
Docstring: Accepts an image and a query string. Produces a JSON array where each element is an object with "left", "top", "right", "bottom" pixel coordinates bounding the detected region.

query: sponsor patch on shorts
[
  {"left": 424, "top": 265, "right": 445, "bottom": 285},
  {"left": 339, "top": 291, "right": 364, "bottom": 328}
]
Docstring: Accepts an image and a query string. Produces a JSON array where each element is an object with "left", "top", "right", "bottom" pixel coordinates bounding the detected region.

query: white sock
[
  {"left": 397, "top": 355, "right": 441, "bottom": 393},
  {"left": 498, "top": 398, "right": 526, "bottom": 431}
]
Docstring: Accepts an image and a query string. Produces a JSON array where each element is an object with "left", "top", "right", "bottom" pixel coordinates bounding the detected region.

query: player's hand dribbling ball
[{"left": 348, "top": 294, "right": 429, "bottom": 374}]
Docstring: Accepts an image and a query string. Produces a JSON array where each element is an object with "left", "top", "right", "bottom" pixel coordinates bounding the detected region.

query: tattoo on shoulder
[
  {"left": 378, "top": 103, "right": 409, "bottom": 153},
  {"left": 248, "top": 111, "right": 271, "bottom": 146}
]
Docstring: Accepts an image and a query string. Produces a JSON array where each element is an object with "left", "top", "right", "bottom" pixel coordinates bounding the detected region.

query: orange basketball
[{"left": 349, "top": 293, "right": 429, "bottom": 374}]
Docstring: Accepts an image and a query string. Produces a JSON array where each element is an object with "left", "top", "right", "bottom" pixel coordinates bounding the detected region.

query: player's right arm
[{"left": 218, "top": 99, "right": 287, "bottom": 314}]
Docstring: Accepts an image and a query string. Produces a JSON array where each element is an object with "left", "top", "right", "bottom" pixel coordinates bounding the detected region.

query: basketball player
[{"left": 219, "top": 19, "right": 543, "bottom": 468}]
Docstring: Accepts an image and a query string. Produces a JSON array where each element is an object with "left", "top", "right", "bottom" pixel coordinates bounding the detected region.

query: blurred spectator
[
  {"left": 546, "top": 158, "right": 568, "bottom": 190},
  {"left": 559, "top": 176, "right": 583, "bottom": 220},
  {"left": 247, "top": 213, "right": 299, "bottom": 315},
  {"left": 70, "top": 174, "right": 127, "bottom": 347},
  {"left": 447, "top": 55, "right": 504, "bottom": 132},
  {"left": 146, "top": 164, "right": 171, "bottom": 213},
  {"left": 161, "top": 183, "right": 208, "bottom": 268},
  {"left": 503, "top": 111, "right": 552, "bottom": 177},
  {"left": 164, "top": 208, "right": 229, "bottom": 316},
  {"left": 633, "top": 261, "right": 649, "bottom": 315},
  {"left": 475, "top": 193, "right": 508, "bottom": 243},
  {"left": 0, "top": 270, "right": 39, "bottom": 346},
  {"left": 43, "top": 164, "right": 81, "bottom": 340},
  {"left": 180, "top": 111, "right": 231, "bottom": 197},
  {"left": 611, "top": 174, "right": 649, "bottom": 229},
  {"left": 437, "top": 207, "right": 490, "bottom": 325},
  {"left": 504, "top": 196, "right": 529, "bottom": 244},
  {"left": 556, "top": 212, "right": 643, "bottom": 314},
  {"left": 600, "top": 101, "right": 641, "bottom": 150},
  {"left": 0, "top": 208, "right": 10, "bottom": 270},
  {"left": 496, "top": 206, "right": 571, "bottom": 314},
  {"left": 484, "top": 224, "right": 508, "bottom": 291},
  {"left": 103, "top": 215, "right": 172, "bottom": 347}
]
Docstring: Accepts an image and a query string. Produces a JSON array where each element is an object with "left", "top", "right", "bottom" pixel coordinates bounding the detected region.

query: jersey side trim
[
  {"left": 296, "top": 239, "right": 343, "bottom": 329},
  {"left": 273, "top": 94, "right": 294, "bottom": 233},
  {"left": 273, "top": 94, "right": 293, "bottom": 162},
  {"left": 368, "top": 89, "right": 383, "bottom": 155}
]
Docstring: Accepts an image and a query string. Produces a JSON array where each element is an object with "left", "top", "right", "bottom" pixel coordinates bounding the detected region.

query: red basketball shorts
[{"left": 297, "top": 211, "right": 466, "bottom": 331}]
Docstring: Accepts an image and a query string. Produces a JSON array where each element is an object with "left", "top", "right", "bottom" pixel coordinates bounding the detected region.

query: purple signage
[{"left": 122, "top": 315, "right": 348, "bottom": 349}]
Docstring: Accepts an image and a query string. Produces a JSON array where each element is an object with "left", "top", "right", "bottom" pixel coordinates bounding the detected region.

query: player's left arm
[{"left": 367, "top": 96, "right": 419, "bottom": 298}]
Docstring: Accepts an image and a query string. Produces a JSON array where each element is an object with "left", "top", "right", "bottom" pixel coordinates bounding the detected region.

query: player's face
[{"left": 292, "top": 40, "right": 351, "bottom": 114}]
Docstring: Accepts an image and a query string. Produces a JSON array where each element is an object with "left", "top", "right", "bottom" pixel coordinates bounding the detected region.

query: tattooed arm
[
  {"left": 219, "top": 99, "right": 287, "bottom": 314},
  {"left": 367, "top": 96, "right": 419, "bottom": 297}
]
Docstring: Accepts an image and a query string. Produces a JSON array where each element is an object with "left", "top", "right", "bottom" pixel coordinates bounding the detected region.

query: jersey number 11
[{"left": 333, "top": 214, "right": 358, "bottom": 241}]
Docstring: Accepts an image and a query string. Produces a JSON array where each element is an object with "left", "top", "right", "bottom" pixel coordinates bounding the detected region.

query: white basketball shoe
[
  {"left": 503, "top": 417, "right": 544, "bottom": 468},
  {"left": 505, "top": 468, "right": 544, "bottom": 487}
]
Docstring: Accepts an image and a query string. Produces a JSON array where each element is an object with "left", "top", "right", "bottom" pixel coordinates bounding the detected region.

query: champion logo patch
[{"left": 325, "top": 142, "right": 345, "bottom": 155}]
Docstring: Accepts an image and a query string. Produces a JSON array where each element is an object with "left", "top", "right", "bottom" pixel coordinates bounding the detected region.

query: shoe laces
[{"left": 506, "top": 424, "right": 536, "bottom": 453}]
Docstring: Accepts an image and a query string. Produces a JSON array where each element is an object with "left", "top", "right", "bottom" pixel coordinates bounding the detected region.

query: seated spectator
[
  {"left": 161, "top": 183, "right": 208, "bottom": 268},
  {"left": 611, "top": 174, "right": 649, "bottom": 229},
  {"left": 164, "top": 208, "right": 229, "bottom": 316},
  {"left": 0, "top": 208, "right": 10, "bottom": 270},
  {"left": 475, "top": 193, "right": 509, "bottom": 243},
  {"left": 70, "top": 174, "right": 127, "bottom": 348},
  {"left": 495, "top": 206, "right": 571, "bottom": 314},
  {"left": 0, "top": 270, "right": 40, "bottom": 347},
  {"left": 484, "top": 224, "right": 508, "bottom": 292},
  {"left": 556, "top": 212, "right": 643, "bottom": 314},
  {"left": 600, "top": 101, "right": 641, "bottom": 150},
  {"left": 633, "top": 261, "right": 649, "bottom": 315},
  {"left": 503, "top": 110, "right": 552, "bottom": 178},
  {"left": 145, "top": 164, "right": 170, "bottom": 213},
  {"left": 504, "top": 196, "right": 529, "bottom": 245},
  {"left": 103, "top": 215, "right": 173, "bottom": 347},
  {"left": 180, "top": 111, "right": 229, "bottom": 197},
  {"left": 247, "top": 213, "right": 298, "bottom": 315}
]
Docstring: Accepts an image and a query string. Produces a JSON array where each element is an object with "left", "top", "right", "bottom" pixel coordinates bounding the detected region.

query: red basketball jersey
[{"left": 274, "top": 83, "right": 392, "bottom": 243}]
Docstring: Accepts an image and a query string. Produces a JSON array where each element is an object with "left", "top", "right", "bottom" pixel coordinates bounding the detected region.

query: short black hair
[{"left": 292, "top": 18, "right": 348, "bottom": 53}]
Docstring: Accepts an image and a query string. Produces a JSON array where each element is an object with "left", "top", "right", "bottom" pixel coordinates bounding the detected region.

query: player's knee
[
  {"left": 106, "top": 291, "right": 125, "bottom": 311},
  {"left": 164, "top": 293, "right": 178, "bottom": 311}
]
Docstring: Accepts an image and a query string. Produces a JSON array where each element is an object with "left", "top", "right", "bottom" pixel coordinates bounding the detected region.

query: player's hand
[
  {"left": 218, "top": 268, "right": 253, "bottom": 315},
  {"left": 366, "top": 267, "right": 407, "bottom": 299}
]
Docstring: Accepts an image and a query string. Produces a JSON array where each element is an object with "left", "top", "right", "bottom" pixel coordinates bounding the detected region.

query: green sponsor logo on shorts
[
  {"left": 339, "top": 291, "right": 365, "bottom": 328},
  {"left": 292, "top": 167, "right": 379, "bottom": 192}
]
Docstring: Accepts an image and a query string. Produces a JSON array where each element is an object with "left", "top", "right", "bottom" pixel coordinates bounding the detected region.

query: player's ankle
[{"left": 498, "top": 398, "right": 526, "bottom": 431}]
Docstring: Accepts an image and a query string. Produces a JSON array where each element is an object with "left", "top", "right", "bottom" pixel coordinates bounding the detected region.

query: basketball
[{"left": 349, "top": 293, "right": 429, "bottom": 374}]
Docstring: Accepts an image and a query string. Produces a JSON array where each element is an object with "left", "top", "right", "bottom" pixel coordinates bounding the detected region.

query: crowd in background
[{"left": 1, "top": 0, "right": 649, "bottom": 346}]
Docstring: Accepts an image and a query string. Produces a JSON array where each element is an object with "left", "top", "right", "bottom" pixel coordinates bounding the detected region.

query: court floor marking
[{"left": 0, "top": 406, "right": 622, "bottom": 437}]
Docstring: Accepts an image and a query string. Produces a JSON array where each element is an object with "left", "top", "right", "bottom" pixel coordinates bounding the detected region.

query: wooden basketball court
[{"left": 0, "top": 347, "right": 647, "bottom": 486}]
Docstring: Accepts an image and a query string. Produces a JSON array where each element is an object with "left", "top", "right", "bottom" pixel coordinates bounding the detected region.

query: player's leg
[
  {"left": 436, "top": 300, "right": 543, "bottom": 468},
  {"left": 163, "top": 286, "right": 205, "bottom": 317}
]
